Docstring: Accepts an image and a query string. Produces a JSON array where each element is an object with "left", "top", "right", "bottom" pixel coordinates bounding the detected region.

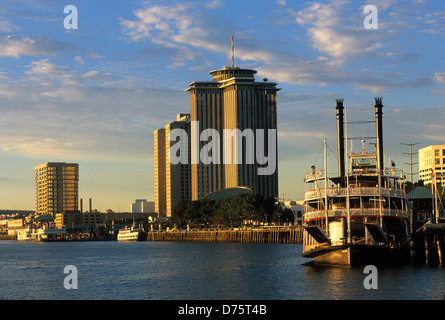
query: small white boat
[
  {"left": 117, "top": 225, "right": 145, "bottom": 241},
  {"left": 17, "top": 227, "right": 32, "bottom": 241},
  {"left": 29, "top": 226, "right": 67, "bottom": 242}
]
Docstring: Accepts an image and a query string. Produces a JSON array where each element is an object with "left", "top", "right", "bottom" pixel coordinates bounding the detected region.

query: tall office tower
[
  {"left": 154, "top": 114, "right": 192, "bottom": 217},
  {"left": 35, "top": 162, "right": 79, "bottom": 217},
  {"left": 165, "top": 114, "right": 191, "bottom": 216},
  {"left": 419, "top": 145, "right": 445, "bottom": 186},
  {"left": 186, "top": 66, "right": 280, "bottom": 200},
  {"left": 154, "top": 128, "right": 167, "bottom": 217}
]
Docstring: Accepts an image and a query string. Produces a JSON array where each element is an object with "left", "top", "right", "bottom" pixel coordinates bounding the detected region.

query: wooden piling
[{"left": 437, "top": 234, "right": 443, "bottom": 266}]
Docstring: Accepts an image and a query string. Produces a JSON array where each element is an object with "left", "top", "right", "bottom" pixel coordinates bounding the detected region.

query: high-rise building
[
  {"left": 419, "top": 144, "right": 445, "bottom": 186},
  {"left": 154, "top": 128, "right": 166, "bottom": 217},
  {"left": 186, "top": 66, "right": 280, "bottom": 200},
  {"left": 35, "top": 162, "right": 79, "bottom": 217},
  {"left": 154, "top": 114, "right": 192, "bottom": 217},
  {"left": 165, "top": 114, "right": 191, "bottom": 216}
]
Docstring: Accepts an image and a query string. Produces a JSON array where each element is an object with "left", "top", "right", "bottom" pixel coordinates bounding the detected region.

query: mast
[
  {"left": 324, "top": 137, "right": 329, "bottom": 236},
  {"left": 433, "top": 168, "right": 438, "bottom": 223},
  {"left": 231, "top": 35, "right": 235, "bottom": 68},
  {"left": 345, "top": 103, "right": 351, "bottom": 243}
]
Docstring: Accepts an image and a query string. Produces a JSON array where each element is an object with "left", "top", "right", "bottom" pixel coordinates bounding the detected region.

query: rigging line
[
  {"left": 326, "top": 144, "right": 337, "bottom": 160},
  {"left": 348, "top": 136, "right": 376, "bottom": 140},
  {"left": 313, "top": 143, "right": 324, "bottom": 166},
  {"left": 396, "top": 221, "right": 431, "bottom": 246},
  {"left": 348, "top": 120, "right": 375, "bottom": 124}
]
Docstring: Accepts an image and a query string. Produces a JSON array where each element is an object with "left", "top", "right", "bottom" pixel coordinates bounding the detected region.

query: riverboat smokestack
[
  {"left": 336, "top": 98, "right": 345, "bottom": 184},
  {"left": 374, "top": 97, "right": 384, "bottom": 173}
]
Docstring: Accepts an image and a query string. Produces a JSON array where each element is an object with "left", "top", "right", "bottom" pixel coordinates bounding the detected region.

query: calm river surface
[{"left": 0, "top": 240, "right": 444, "bottom": 300}]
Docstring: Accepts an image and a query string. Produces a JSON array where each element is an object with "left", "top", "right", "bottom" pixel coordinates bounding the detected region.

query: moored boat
[
  {"left": 17, "top": 227, "right": 32, "bottom": 241},
  {"left": 117, "top": 225, "right": 146, "bottom": 241},
  {"left": 29, "top": 226, "right": 67, "bottom": 242},
  {"left": 301, "top": 98, "right": 411, "bottom": 266}
]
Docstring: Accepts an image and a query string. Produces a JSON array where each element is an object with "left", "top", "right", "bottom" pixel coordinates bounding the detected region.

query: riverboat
[
  {"left": 28, "top": 226, "right": 67, "bottom": 242},
  {"left": 17, "top": 227, "right": 32, "bottom": 241},
  {"left": 301, "top": 98, "right": 411, "bottom": 266},
  {"left": 117, "top": 225, "right": 145, "bottom": 241}
]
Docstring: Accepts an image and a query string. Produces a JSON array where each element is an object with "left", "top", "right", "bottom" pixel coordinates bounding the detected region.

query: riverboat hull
[{"left": 301, "top": 244, "right": 411, "bottom": 266}]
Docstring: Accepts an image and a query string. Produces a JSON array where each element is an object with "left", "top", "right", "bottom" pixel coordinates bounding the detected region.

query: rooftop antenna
[
  {"left": 401, "top": 142, "right": 420, "bottom": 183},
  {"left": 231, "top": 35, "right": 235, "bottom": 68}
]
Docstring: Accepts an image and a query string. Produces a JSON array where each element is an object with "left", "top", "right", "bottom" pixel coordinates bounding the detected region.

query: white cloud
[
  {"left": 294, "top": 3, "right": 344, "bottom": 28},
  {"left": 434, "top": 72, "right": 445, "bottom": 84},
  {"left": 75, "top": 56, "right": 85, "bottom": 65},
  {"left": 0, "top": 19, "right": 18, "bottom": 33},
  {"left": 120, "top": 4, "right": 192, "bottom": 42},
  {"left": 26, "top": 59, "right": 69, "bottom": 75},
  {"left": 120, "top": 2, "right": 284, "bottom": 69},
  {"left": 309, "top": 27, "right": 384, "bottom": 62},
  {"left": 0, "top": 34, "right": 80, "bottom": 58},
  {"left": 118, "top": 0, "right": 441, "bottom": 94}
]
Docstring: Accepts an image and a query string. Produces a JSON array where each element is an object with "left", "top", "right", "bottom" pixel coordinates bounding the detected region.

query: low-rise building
[
  {"left": 7, "top": 218, "right": 25, "bottom": 236},
  {"left": 419, "top": 144, "right": 445, "bottom": 186},
  {"left": 280, "top": 200, "right": 304, "bottom": 225},
  {"left": 54, "top": 211, "right": 156, "bottom": 229},
  {"left": 130, "top": 199, "right": 154, "bottom": 213}
]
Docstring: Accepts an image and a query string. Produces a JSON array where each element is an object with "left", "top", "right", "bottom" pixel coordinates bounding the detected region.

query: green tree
[{"left": 171, "top": 194, "right": 284, "bottom": 229}]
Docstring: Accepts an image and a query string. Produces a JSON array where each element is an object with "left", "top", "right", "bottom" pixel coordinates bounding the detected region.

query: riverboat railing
[
  {"left": 305, "top": 167, "right": 404, "bottom": 181},
  {"left": 305, "top": 186, "right": 406, "bottom": 200},
  {"left": 304, "top": 208, "right": 408, "bottom": 221}
]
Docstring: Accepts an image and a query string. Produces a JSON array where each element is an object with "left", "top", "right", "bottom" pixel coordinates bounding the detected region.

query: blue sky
[{"left": 0, "top": 0, "right": 444, "bottom": 211}]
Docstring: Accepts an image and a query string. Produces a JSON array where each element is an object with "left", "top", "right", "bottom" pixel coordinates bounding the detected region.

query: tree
[
  {"left": 171, "top": 199, "right": 189, "bottom": 229},
  {"left": 171, "top": 194, "right": 283, "bottom": 229}
]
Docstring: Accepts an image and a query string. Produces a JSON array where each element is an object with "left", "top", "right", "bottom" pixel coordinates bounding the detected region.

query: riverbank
[
  {"left": 0, "top": 234, "right": 16, "bottom": 240},
  {"left": 1, "top": 228, "right": 304, "bottom": 244},
  {"left": 146, "top": 228, "right": 303, "bottom": 244}
]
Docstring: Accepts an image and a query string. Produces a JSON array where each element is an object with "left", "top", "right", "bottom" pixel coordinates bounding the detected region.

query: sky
[{"left": 0, "top": 0, "right": 444, "bottom": 212}]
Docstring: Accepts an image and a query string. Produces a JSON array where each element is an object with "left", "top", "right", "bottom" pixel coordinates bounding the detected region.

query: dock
[
  {"left": 411, "top": 222, "right": 445, "bottom": 266},
  {"left": 0, "top": 234, "right": 16, "bottom": 240},
  {"left": 145, "top": 228, "right": 303, "bottom": 244}
]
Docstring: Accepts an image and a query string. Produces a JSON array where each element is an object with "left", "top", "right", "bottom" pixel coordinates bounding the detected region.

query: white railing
[
  {"left": 305, "top": 167, "right": 404, "bottom": 181},
  {"left": 305, "top": 186, "right": 406, "bottom": 200},
  {"left": 304, "top": 208, "right": 409, "bottom": 221}
]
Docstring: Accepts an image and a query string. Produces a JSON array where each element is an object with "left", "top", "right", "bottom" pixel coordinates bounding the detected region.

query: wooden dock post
[
  {"left": 437, "top": 234, "right": 443, "bottom": 266},
  {"left": 425, "top": 235, "right": 431, "bottom": 266}
]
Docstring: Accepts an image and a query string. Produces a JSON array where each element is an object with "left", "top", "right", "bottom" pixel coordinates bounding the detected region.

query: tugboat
[{"left": 301, "top": 98, "right": 411, "bottom": 266}]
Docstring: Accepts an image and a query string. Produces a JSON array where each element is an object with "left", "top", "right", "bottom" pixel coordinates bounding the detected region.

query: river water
[{"left": 0, "top": 240, "right": 444, "bottom": 300}]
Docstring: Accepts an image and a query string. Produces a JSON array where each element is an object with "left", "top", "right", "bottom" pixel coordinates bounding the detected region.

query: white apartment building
[
  {"left": 419, "top": 144, "right": 445, "bottom": 186},
  {"left": 130, "top": 199, "right": 155, "bottom": 213}
]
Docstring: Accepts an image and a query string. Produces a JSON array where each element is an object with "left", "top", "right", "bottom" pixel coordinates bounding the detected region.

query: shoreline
[{"left": 1, "top": 228, "right": 304, "bottom": 244}]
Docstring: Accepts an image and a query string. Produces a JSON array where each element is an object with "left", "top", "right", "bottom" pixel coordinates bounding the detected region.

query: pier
[
  {"left": 0, "top": 234, "right": 16, "bottom": 240},
  {"left": 145, "top": 228, "right": 303, "bottom": 244},
  {"left": 412, "top": 223, "right": 445, "bottom": 266}
]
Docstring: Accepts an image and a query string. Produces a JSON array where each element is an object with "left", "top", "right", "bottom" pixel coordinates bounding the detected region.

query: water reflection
[
  {"left": 302, "top": 263, "right": 360, "bottom": 299},
  {"left": 1, "top": 241, "right": 444, "bottom": 300}
]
